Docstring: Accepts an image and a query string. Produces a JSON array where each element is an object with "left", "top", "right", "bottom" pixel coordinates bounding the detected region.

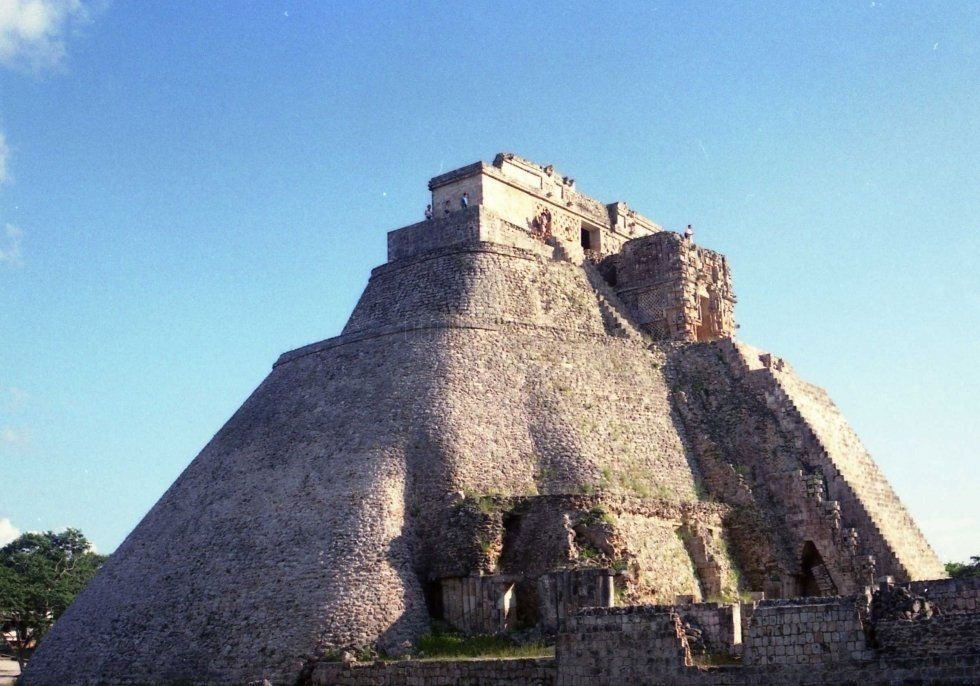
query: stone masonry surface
[
  {"left": 310, "top": 657, "right": 555, "bottom": 686},
  {"left": 23, "top": 154, "right": 954, "bottom": 686}
]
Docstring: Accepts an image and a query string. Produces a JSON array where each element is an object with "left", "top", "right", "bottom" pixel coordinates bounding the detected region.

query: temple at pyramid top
[
  {"left": 429, "top": 152, "right": 662, "bottom": 245},
  {"left": 391, "top": 152, "right": 736, "bottom": 342}
]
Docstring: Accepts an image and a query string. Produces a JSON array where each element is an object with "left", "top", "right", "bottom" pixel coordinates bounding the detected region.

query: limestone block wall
[
  {"left": 678, "top": 602, "right": 742, "bottom": 655},
  {"left": 875, "top": 613, "right": 980, "bottom": 658},
  {"left": 23, "top": 331, "right": 453, "bottom": 686},
  {"left": 411, "top": 328, "right": 701, "bottom": 508},
  {"left": 433, "top": 494, "right": 739, "bottom": 609},
  {"left": 741, "top": 597, "right": 872, "bottom": 666},
  {"left": 387, "top": 206, "right": 551, "bottom": 262},
  {"left": 667, "top": 338, "right": 942, "bottom": 597},
  {"left": 551, "top": 584, "right": 980, "bottom": 686},
  {"left": 615, "top": 510, "right": 705, "bottom": 603},
  {"left": 310, "top": 657, "right": 556, "bottom": 686},
  {"left": 428, "top": 162, "right": 485, "bottom": 216},
  {"left": 428, "top": 154, "right": 657, "bottom": 264},
  {"left": 766, "top": 359, "right": 945, "bottom": 580},
  {"left": 909, "top": 577, "right": 980, "bottom": 614},
  {"left": 344, "top": 240, "right": 607, "bottom": 337},
  {"left": 556, "top": 606, "right": 692, "bottom": 686},
  {"left": 26, "top": 311, "right": 708, "bottom": 684},
  {"left": 616, "top": 232, "right": 735, "bottom": 342}
]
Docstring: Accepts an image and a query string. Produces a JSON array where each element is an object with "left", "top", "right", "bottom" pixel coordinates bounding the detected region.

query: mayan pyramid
[{"left": 22, "top": 154, "right": 944, "bottom": 686}]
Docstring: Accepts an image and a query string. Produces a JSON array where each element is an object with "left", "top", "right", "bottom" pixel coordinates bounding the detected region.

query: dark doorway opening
[
  {"left": 797, "top": 541, "right": 838, "bottom": 597},
  {"left": 580, "top": 224, "right": 600, "bottom": 252},
  {"left": 423, "top": 580, "right": 444, "bottom": 620}
]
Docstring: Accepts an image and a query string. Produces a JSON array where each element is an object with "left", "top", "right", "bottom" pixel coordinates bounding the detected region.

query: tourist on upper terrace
[
  {"left": 443, "top": 200, "right": 451, "bottom": 216},
  {"left": 424, "top": 204, "right": 432, "bottom": 220},
  {"left": 684, "top": 224, "right": 694, "bottom": 241},
  {"left": 460, "top": 192, "right": 469, "bottom": 209}
]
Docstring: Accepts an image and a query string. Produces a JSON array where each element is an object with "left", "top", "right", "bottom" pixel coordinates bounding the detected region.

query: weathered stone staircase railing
[
  {"left": 756, "top": 374, "right": 914, "bottom": 580},
  {"left": 811, "top": 562, "right": 838, "bottom": 595},
  {"left": 716, "top": 339, "right": 910, "bottom": 583},
  {"left": 771, "top": 373, "right": 941, "bottom": 578},
  {"left": 581, "top": 261, "right": 651, "bottom": 344},
  {"left": 545, "top": 237, "right": 651, "bottom": 344}
]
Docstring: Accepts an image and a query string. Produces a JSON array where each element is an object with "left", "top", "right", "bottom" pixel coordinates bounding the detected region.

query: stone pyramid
[{"left": 23, "top": 154, "right": 944, "bottom": 686}]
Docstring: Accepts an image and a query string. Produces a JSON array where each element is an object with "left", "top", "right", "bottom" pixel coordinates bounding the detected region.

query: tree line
[{"left": 0, "top": 529, "right": 105, "bottom": 670}]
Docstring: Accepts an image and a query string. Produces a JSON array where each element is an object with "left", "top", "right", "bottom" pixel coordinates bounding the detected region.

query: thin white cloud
[
  {"left": 0, "top": 0, "right": 92, "bottom": 73},
  {"left": 0, "top": 130, "right": 9, "bottom": 184},
  {"left": 0, "top": 425, "right": 31, "bottom": 445},
  {"left": 0, "top": 517, "right": 20, "bottom": 545},
  {"left": 0, "top": 223, "right": 23, "bottom": 266}
]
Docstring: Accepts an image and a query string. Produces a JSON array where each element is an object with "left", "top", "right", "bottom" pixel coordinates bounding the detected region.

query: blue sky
[{"left": 0, "top": 1, "right": 976, "bottom": 563}]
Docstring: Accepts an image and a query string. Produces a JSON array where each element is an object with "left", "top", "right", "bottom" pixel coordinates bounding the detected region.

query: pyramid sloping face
[
  {"left": 23, "top": 207, "right": 944, "bottom": 685},
  {"left": 23, "top": 334, "right": 438, "bottom": 684},
  {"left": 23, "top": 217, "right": 703, "bottom": 685}
]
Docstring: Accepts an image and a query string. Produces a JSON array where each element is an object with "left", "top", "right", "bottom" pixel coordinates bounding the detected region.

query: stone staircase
[
  {"left": 548, "top": 238, "right": 651, "bottom": 344},
  {"left": 715, "top": 339, "right": 944, "bottom": 583},
  {"left": 811, "top": 562, "right": 838, "bottom": 596},
  {"left": 583, "top": 262, "right": 651, "bottom": 343}
]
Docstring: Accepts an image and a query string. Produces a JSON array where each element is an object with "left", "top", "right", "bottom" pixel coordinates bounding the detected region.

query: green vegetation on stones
[
  {"left": 945, "top": 556, "right": 980, "bottom": 578},
  {"left": 415, "top": 632, "right": 553, "bottom": 660}
]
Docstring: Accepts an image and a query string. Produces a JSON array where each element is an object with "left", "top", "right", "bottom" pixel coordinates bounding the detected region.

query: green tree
[
  {"left": 0, "top": 528, "right": 106, "bottom": 669},
  {"left": 944, "top": 555, "right": 980, "bottom": 579}
]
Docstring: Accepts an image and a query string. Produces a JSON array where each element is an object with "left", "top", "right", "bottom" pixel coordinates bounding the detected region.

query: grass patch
[
  {"left": 578, "top": 504, "right": 617, "bottom": 527},
  {"left": 416, "top": 632, "right": 554, "bottom": 660},
  {"left": 460, "top": 493, "right": 502, "bottom": 514},
  {"left": 692, "top": 651, "right": 740, "bottom": 667}
]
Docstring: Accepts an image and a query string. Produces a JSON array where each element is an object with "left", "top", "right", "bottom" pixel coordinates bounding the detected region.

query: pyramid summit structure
[{"left": 24, "top": 154, "right": 947, "bottom": 685}]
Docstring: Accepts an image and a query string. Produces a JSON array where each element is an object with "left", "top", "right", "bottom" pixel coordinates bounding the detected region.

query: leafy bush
[{"left": 945, "top": 556, "right": 980, "bottom": 579}]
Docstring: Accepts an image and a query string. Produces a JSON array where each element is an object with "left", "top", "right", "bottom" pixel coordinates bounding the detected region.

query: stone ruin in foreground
[{"left": 24, "top": 154, "right": 979, "bottom": 685}]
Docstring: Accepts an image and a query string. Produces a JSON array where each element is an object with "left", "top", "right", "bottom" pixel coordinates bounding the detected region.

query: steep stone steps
[
  {"left": 717, "top": 339, "right": 943, "bottom": 582},
  {"left": 581, "top": 260, "right": 652, "bottom": 344},
  {"left": 545, "top": 236, "right": 652, "bottom": 344}
]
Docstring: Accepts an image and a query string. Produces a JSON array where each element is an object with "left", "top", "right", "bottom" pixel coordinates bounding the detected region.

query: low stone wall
[
  {"left": 877, "top": 613, "right": 980, "bottom": 657},
  {"left": 909, "top": 577, "right": 980, "bottom": 614},
  {"left": 556, "top": 605, "right": 691, "bottom": 684},
  {"left": 306, "top": 591, "right": 980, "bottom": 686},
  {"left": 309, "top": 657, "right": 555, "bottom": 686},
  {"left": 683, "top": 657, "right": 980, "bottom": 685},
  {"left": 678, "top": 601, "right": 741, "bottom": 654},
  {"left": 741, "top": 596, "right": 871, "bottom": 666},
  {"left": 387, "top": 206, "right": 550, "bottom": 262}
]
